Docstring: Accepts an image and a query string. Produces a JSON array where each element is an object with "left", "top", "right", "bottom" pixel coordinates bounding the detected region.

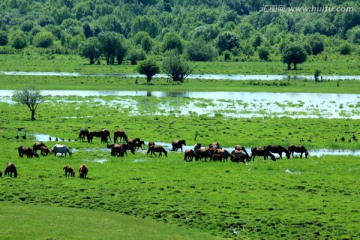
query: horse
[
  {"left": 51, "top": 144, "right": 72, "bottom": 156},
  {"left": 214, "top": 149, "right": 230, "bottom": 161},
  {"left": 78, "top": 129, "right": 89, "bottom": 142},
  {"left": 250, "top": 147, "right": 276, "bottom": 161},
  {"left": 127, "top": 138, "right": 145, "bottom": 150},
  {"left": 32, "top": 142, "right": 47, "bottom": 153},
  {"left": 63, "top": 165, "right": 75, "bottom": 177},
  {"left": 194, "top": 143, "right": 201, "bottom": 151},
  {"left": 233, "top": 145, "right": 249, "bottom": 155},
  {"left": 4, "top": 162, "right": 17, "bottom": 178},
  {"left": 205, "top": 142, "right": 221, "bottom": 154},
  {"left": 264, "top": 145, "right": 291, "bottom": 159},
  {"left": 79, "top": 164, "right": 88, "bottom": 179},
  {"left": 148, "top": 141, "right": 155, "bottom": 149},
  {"left": 184, "top": 149, "right": 197, "bottom": 161},
  {"left": 212, "top": 153, "right": 227, "bottom": 161},
  {"left": 18, "top": 146, "right": 39, "bottom": 158},
  {"left": 88, "top": 130, "right": 108, "bottom": 143},
  {"left": 108, "top": 143, "right": 135, "bottom": 156},
  {"left": 148, "top": 145, "right": 168, "bottom": 157},
  {"left": 101, "top": 129, "right": 111, "bottom": 141},
  {"left": 288, "top": 144, "right": 309, "bottom": 158},
  {"left": 230, "top": 150, "right": 250, "bottom": 163},
  {"left": 172, "top": 140, "right": 186, "bottom": 152},
  {"left": 114, "top": 130, "right": 128, "bottom": 143},
  {"left": 0, "top": 170, "right": 2, "bottom": 177},
  {"left": 195, "top": 149, "right": 212, "bottom": 161},
  {"left": 40, "top": 146, "right": 50, "bottom": 156}
]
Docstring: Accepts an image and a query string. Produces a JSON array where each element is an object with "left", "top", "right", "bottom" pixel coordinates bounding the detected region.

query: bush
[{"left": 339, "top": 44, "right": 351, "bottom": 55}]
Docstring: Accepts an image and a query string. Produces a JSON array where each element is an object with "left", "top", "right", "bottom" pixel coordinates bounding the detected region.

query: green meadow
[{"left": 0, "top": 55, "right": 360, "bottom": 239}]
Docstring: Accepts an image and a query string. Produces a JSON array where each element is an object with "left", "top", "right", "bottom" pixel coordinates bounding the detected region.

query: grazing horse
[
  {"left": 0, "top": 170, "right": 2, "bottom": 177},
  {"left": 127, "top": 138, "right": 145, "bottom": 150},
  {"left": 114, "top": 130, "right": 128, "bottom": 143},
  {"left": 63, "top": 165, "right": 75, "bottom": 177},
  {"left": 288, "top": 144, "right": 309, "bottom": 158},
  {"left": 147, "top": 145, "right": 168, "bottom": 157},
  {"left": 172, "top": 140, "right": 186, "bottom": 152},
  {"left": 32, "top": 142, "right": 47, "bottom": 153},
  {"left": 230, "top": 150, "right": 250, "bottom": 163},
  {"left": 108, "top": 143, "right": 135, "bottom": 156},
  {"left": 4, "top": 162, "right": 17, "bottom": 178},
  {"left": 40, "top": 146, "right": 50, "bottom": 156},
  {"left": 205, "top": 142, "right": 221, "bottom": 154},
  {"left": 102, "top": 129, "right": 111, "bottom": 141},
  {"left": 79, "top": 164, "right": 88, "bottom": 178},
  {"left": 51, "top": 144, "right": 72, "bottom": 157},
  {"left": 78, "top": 129, "right": 89, "bottom": 142},
  {"left": 18, "top": 146, "right": 39, "bottom": 158},
  {"left": 251, "top": 147, "right": 276, "bottom": 161},
  {"left": 264, "top": 145, "right": 291, "bottom": 159},
  {"left": 214, "top": 149, "right": 230, "bottom": 161},
  {"left": 195, "top": 149, "right": 212, "bottom": 161},
  {"left": 212, "top": 153, "right": 227, "bottom": 161},
  {"left": 184, "top": 149, "right": 197, "bottom": 161},
  {"left": 194, "top": 143, "right": 201, "bottom": 151},
  {"left": 88, "top": 130, "right": 108, "bottom": 143},
  {"left": 234, "top": 145, "right": 249, "bottom": 156}
]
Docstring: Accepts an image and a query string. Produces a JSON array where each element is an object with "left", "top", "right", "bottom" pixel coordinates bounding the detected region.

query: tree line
[{"left": 0, "top": 0, "right": 359, "bottom": 77}]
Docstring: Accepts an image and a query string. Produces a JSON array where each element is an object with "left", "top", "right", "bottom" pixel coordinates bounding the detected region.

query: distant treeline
[{"left": 0, "top": 0, "right": 359, "bottom": 62}]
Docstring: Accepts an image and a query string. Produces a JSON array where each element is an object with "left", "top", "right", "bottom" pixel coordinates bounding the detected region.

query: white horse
[{"left": 51, "top": 144, "right": 72, "bottom": 156}]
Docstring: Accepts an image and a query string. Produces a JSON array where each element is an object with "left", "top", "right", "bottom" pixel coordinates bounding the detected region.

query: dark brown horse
[
  {"left": 230, "top": 150, "right": 250, "bottom": 163},
  {"left": 264, "top": 145, "right": 291, "bottom": 159},
  {"left": 108, "top": 143, "right": 135, "bottom": 156},
  {"left": 147, "top": 145, "right": 168, "bottom": 157},
  {"left": 5, "top": 162, "right": 17, "bottom": 178},
  {"left": 233, "top": 145, "right": 249, "bottom": 156},
  {"left": 288, "top": 144, "right": 309, "bottom": 158},
  {"left": 88, "top": 129, "right": 111, "bottom": 143},
  {"left": 172, "top": 140, "right": 186, "bottom": 152},
  {"left": 78, "top": 129, "right": 89, "bottom": 142},
  {"left": 184, "top": 149, "right": 197, "bottom": 161},
  {"left": 127, "top": 138, "right": 145, "bottom": 150},
  {"left": 63, "top": 165, "right": 75, "bottom": 177},
  {"left": 195, "top": 149, "right": 212, "bottom": 161},
  {"left": 251, "top": 147, "right": 276, "bottom": 161},
  {"left": 79, "top": 164, "right": 88, "bottom": 178},
  {"left": 205, "top": 142, "right": 221, "bottom": 154},
  {"left": 114, "top": 130, "right": 127, "bottom": 143},
  {"left": 40, "top": 146, "right": 50, "bottom": 156},
  {"left": 32, "top": 142, "right": 47, "bottom": 153},
  {"left": 18, "top": 146, "right": 39, "bottom": 158}
]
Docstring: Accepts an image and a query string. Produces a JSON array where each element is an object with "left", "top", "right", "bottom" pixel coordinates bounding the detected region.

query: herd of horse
[{"left": 2, "top": 127, "right": 309, "bottom": 178}]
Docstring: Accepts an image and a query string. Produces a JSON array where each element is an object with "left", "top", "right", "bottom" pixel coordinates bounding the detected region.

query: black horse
[
  {"left": 264, "top": 145, "right": 291, "bottom": 159},
  {"left": 288, "top": 144, "right": 309, "bottom": 158},
  {"left": 250, "top": 147, "right": 276, "bottom": 161},
  {"left": 172, "top": 140, "right": 186, "bottom": 152}
]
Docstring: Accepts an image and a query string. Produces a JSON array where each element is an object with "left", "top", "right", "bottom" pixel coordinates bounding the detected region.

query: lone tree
[
  {"left": 162, "top": 51, "right": 193, "bottom": 83},
  {"left": 282, "top": 45, "right": 307, "bottom": 70},
  {"left": 12, "top": 87, "right": 44, "bottom": 121},
  {"left": 137, "top": 58, "right": 160, "bottom": 83}
]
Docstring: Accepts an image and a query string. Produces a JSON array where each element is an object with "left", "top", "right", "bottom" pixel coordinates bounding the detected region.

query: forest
[{"left": 0, "top": 0, "right": 359, "bottom": 65}]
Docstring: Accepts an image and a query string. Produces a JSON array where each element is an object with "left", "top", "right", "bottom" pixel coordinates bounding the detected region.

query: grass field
[{"left": 0, "top": 54, "right": 359, "bottom": 239}]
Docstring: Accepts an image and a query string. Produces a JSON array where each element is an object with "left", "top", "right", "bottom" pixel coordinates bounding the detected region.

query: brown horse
[
  {"left": 195, "top": 149, "right": 212, "bottom": 161},
  {"left": 214, "top": 149, "right": 230, "bottom": 161},
  {"left": 127, "top": 138, "right": 145, "bottom": 150},
  {"left": 40, "top": 146, "right": 50, "bottom": 156},
  {"left": 78, "top": 129, "right": 89, "bottom": 142},
  {"left": 114, "top": 130, "right": 128, "bottom": 143},
  {"left": 18, "top": 146, "right": 39, "bottom": 158},
  {"left": 79, "top": 164, "right": 88, "bottom": 178},
  {"left": 230, "top": 150, "right": 250, "bottom": 163},
  {"left": 234, "top": 145, "right": 249, "bottom": 155},
  {"left": 172, "top": 140, "right": 186, "bottom": 152},
  {"left": 5, "top": 162, "right": 17, "bottom": 178},
  {"left": 108, "top": 143, "right": 135, "bottom": 156},
  {"left": 205, "top": 142, "right": 221, "bottom": 154},
  {"left": 32, "top": 142, "right": 47, "bottom": 153},
  {"left": 288, "top": 144, "right": 309, "bottom": 158},
  {"left": 264, "top": 145, "right": 291, "bottom": 159},
  {"left": 251, "top": 147, "right": 276, "bottom": 161},
  {"left": 184, "top": 149, "right": 197, "bottom": 161},
  {"left": 63, "top": 165, "right": 75, "bottom": 177},
  {"left": 147, "top": 145, "right": 168, "bottom": 157}
]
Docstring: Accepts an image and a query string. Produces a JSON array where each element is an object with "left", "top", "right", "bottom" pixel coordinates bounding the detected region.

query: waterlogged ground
[{"left": 1, "top": 90, "right": 360, "bottom": 119}]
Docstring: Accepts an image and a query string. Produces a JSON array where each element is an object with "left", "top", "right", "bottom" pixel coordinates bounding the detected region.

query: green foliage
[
  {"left": 339, "top": 43, "right": 352, "bottom": 55},
  {"left": 217, "top": 31, "right": 240, "bottom": 53},
  {"left": 33, "top": 31, "right": 55, "bottom": 48},
  {"left": 258, "top": 47, "right": 270, "bottom": 61},
  {"left": 162, "top": 51, "right": 193, "bottom": 82},
  {"left": 137, "top": 58, "right": 160, "bottom": 83},
  {"left": 0, "top": 30, "right": 8, "bottom": 46},
  {"left": 11, "top": 86, "right": 44, "bottom": 121},
  {"left": 306, "top": 34, "right": 325, "bottom": 55},
  {"left": 79, "top": 37, "right": 101, "bottom": 64},
  {"left": 161, "top": 32, "right": 183, "bottom": 54},
  {"left": 185, "top": 39, "right": 217, "bottom": 61},
  {"left": 127, "top": 48, "right": 146, "bottom": 65},
  {"left": 10, "top": 30, "right": 28, "bottom": 49},
  {"left": 282, "top": 44, "right": 307, "bottom": 70},
  {"left": 346, "top": 26, "right": 360, "bottom": 44}
]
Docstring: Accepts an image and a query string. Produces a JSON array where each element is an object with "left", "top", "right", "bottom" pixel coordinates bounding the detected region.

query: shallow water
[
  {"left": 1, "top": 71, "right": 360, "bottom": 80},
  {"left": 2, "top": 90, "right": 360, "bottom": 119}
]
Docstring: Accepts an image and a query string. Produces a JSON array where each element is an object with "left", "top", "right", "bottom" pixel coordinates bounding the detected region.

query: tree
[
  {"left": 162, "top": 51, "right": 193, "bottom": 83},
  {"left": 79, "top": 37, "right": 101, "bottom": 64},
  {"left": 258, "top": 47, "right": 270, "bottom": 61},
  {"left": 33, "top": 31, "right": 55, "bottom": 48},
  {"left": 0, "top": 30, "right": 8, "bottom": 46},
  {"left": 98, "top": 31, "right": 124, "bottom": 65},
  {"left": 137, "top": 59, "right": 160, "bottom": 83},
  {"left": 186, "top": 39, "right": 217, "bottom": 61},
  {"left": 217, "top": 31, "right": 240, "bottom": 53},
  {"left": 10, "top": 30, "right": 27, "bottom": 49},
  {"left": 282, "top": 45, "right": 307, "bottom": 70},
  {"left": 161, "top": 32, "right": 184, "bottom": 54},
  {"left": 306, "top": 34, "right": 324, "bottom": 55},
  {"left": 12, "top": 87, "right": 44, "bottom": 121}
]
